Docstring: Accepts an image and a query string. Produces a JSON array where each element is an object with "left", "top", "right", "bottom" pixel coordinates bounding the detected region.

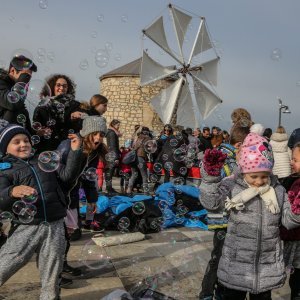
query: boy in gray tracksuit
[{"left": 0, "top": 124, "right": 83, "bottom": 300}]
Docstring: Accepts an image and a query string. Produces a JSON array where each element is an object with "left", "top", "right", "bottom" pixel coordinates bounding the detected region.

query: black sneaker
[
  {"left": 69, "top": 228, "right": 82, "bottom": 241},
  {"left": 59, "top": 276, "right": 73, "bottom": 288},
  {"left": 62, "top": 262, "right": 82, "bottom": 277},
  {"left": 83, "top": 221, "right": 105, "bottom": 232}
]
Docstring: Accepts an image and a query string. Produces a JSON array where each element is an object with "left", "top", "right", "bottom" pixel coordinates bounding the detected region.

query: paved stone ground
[
  {"left": 0, "top": 178, "right": 292, "bottom": 299},
  {"left": 0, "top": 227, "right": 291, "bottom": 299}
]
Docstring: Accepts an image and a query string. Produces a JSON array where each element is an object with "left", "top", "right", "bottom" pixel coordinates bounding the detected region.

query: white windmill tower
[{"left": 140, "top": 3, "right": 222, "bottom": 128}]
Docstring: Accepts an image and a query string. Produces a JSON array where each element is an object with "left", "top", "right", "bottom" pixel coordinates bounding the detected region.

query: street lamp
[{"left": 278, "top": 98, "right": 291, "bottom": 127}]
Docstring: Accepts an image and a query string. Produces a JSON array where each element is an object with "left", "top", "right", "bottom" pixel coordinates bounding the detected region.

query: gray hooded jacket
[{"left": 199, "top": 169, "right": 300, "bottom": 294}]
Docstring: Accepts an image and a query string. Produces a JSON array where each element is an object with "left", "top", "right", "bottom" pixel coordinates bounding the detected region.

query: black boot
[
  {"left": 59, "top": 276, "right": 73, "bottom": 288},
  {"left": 62, "top": 262, "right": 82, "bottom": 276}
]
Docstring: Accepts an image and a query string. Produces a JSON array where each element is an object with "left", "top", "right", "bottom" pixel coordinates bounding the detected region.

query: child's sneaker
[{"left": 83, "top": 221, "right": 105, "bottom": 232}]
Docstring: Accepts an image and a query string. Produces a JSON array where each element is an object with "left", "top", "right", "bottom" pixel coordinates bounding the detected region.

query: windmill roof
[{"left": 100, "top": 58, "right": 142, "bottom": 80}]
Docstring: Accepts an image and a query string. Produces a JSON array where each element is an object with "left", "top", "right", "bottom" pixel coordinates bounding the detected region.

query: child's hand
[
  {"left": 11, "top": 185, "right": 37, "bottom": 198},
  {"left": 69, "top": 134, "right": 82, "bottom": 151},
  {"left": 202, "top": 148, "right": 227, "bottom": 176}
]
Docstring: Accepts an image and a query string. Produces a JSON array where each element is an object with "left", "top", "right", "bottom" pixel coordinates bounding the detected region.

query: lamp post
[{"left": 278, "top": 98, "right": 291, "bottom": 127}]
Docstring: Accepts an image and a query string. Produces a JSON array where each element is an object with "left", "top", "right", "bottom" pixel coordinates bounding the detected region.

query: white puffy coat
[{"left": 270, "top": 133, "right": 291, "bottom": 178}]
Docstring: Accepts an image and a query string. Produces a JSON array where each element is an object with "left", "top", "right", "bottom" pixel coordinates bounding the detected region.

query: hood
[{"left": 270, "top": 132, "right": 288, "bottom": 142}]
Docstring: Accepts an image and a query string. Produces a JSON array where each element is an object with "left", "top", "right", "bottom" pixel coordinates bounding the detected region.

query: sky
[{"left": 1, "top": 0, "right": 299, "bottom": 133}]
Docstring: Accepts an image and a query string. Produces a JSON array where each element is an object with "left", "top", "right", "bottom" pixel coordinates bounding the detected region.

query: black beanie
[{"left": 0, "top": 124, "right": 31, "bottom": 155}]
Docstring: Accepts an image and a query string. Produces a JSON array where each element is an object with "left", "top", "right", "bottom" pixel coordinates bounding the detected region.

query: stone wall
[{"left": 100, "top": 76, "right": 176, "bottom": 145}]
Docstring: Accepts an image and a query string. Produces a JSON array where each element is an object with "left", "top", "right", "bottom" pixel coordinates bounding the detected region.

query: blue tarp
[{"left": 80, "top": 183, "right": 208, "bottom": 230}]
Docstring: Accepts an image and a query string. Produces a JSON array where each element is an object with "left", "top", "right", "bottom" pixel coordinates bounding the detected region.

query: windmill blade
[
  {"left": 190, "top": 57, "right": 220, "bottom": 86},
  {"left": 176, "top": 81, "right": 197, "bottom": 128},
  {"left": 140, "top": 50, "right": 178, "bottom": 86},
  {"left": 169, "top": 4, "right": 192, "bottom": 64},
  {"left": 188, "top": 18, "right": 213, "bottom": 64},
  {"left": 143, "top": 16, "right": 183, "bottom": 65},
  {"left": 150, "top": 77, "right": 184, "bottom": 124},
  {"left": 192, "top": 76, "right": 222, "bottom": 119}
]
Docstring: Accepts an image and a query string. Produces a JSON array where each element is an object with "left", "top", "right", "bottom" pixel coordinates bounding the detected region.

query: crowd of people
[{"left": 0, "top": 55, "right": 300, "bottom": 300}]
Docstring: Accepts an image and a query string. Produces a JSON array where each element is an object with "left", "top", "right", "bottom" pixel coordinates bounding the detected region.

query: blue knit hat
[{"left": 0, "top": 124, "right": 31, "bottom": 155}]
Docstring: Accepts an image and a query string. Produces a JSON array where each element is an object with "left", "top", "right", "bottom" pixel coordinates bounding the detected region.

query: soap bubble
[
  {"left": 105, "top": 42, "right": 113, "bottom": 52},
  {"left": 39, "top": 0, "right": 48, "bottom": 9},
  {"left": 179, "top": 167, "right": 187, "bottom": 175},
  {"left": 21, "top": 192, "right": 38, "bottom": 204},
  {"left": 132, "top": 202, "right": 146, "bottom": 215},
  {"left": 46, "top": 119, "right": 56, "bottom": 126},
  {"left": 121, "top": 14, "right": 128, "bottom": 22},
  {"left": 7, "top": 91, "right": 20, "bottom": 103},
  {"left": 38, "top": 151, "right": 60, "bottom": 172},
  {"left": 217, "top": 231, "right": 226, "bottom": 240},
  {"left": 0, "top": 211, "right": 14, "bottom": 222},
  {"left": 26, "top": 79, "right": 51, "bottom": 113},
  {"left": 162, "top": 154, "right": 169, "bottom": 161},
  {"left": 118, "top": 217, "right": 130, "bottom": 229},
  {"left": 144, "top": 140, "right": 157, "bottom": 153},
  {"left": 271, "top": 48, "right": 282, "bottom": 61},
  {"left": 114, "top": 53, "right": 122, "bottom": 61},
  {"left": 79, "top": 59, "right": 89, "bottom": 70},
  {"left": 173, "top": 177, "right": 185, "bottom": 186},
  {"left": 84, "top": 167, "right": 98, "bottom": 181},
  {"left": 12, "top": 200, "right": 26, "bottom": 215},
  {"left": 97, "top": 14, "right": 104, "bottom": 22},
  {"left": 17, "top": 114, "right": 26, "bottom": 124},
  {"left": 105, "top": 151, "right": 117, "bottom": 162},
  {"left": 173, "top": 148, "right": 186, "bottom": 162},
  {"left": 153, "top": 163, "right": 163, "bottom": 173},
  {"left": 11, "top": 82, "right": 27, "bottom": 98},
  {"left": 164, "top": 162, "right": 173, "bottom": 171},
  {"left": 47, "top": 51, "right": 55, "bottom": 62},
  {"left": 90, "top": 31, "right": 98, "bottom": 38},
  {"left": 18, "top": 204, "right": 37, "bottom": 224},
  {"left": 81, "top": 240, "right": 111, "bottom": 270},
  {"left": 95, "top": 49, "right": 109, "bottom": 68},
  {"left": 149, "top": 174, "right": 159, "bottom": 183},
  {"left": 169, "top": 139, "right": 178, "bottom": 147}
]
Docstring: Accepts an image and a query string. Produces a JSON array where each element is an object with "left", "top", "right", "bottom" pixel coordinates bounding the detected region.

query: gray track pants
[{"left": 0, "top": 219, "right": 66, "bottom": 300}]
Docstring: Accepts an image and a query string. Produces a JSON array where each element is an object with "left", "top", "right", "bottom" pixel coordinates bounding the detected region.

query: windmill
[{"left": 140, "top": 3, "right": 222, "bottom": 128}]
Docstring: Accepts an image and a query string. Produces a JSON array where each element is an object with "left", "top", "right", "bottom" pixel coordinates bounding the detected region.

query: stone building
[{"left": 99, "top": 58, "right": 176, "bottom": 144}]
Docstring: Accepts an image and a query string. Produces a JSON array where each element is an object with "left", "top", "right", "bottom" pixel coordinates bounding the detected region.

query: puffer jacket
[
  {"left": 0, "top": 149, "right": 83, "bottom": 224},
  {"left": 199, "top": 170, "right": 300, "bottom": 294},
  {"left": 0, "top": 69, "right": 32, "bottom": 132},
  {"left": 270, "top": 133, "right": 291, "bottom": 178}
]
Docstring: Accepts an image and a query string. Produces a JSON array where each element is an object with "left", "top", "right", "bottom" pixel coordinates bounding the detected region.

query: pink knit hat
[{"left": 239, "top": 124, "right": 274, "bottom": 173}]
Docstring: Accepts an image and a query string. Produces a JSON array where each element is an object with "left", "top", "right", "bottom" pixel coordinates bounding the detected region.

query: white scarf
[{"left": 225, "top": 180, "right": 280, "bottom": 214}]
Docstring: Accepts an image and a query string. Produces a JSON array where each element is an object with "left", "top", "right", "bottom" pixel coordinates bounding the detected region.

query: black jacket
[
  {"left": 57, "top": 139, "right": 100, "bottom": 209},
  {"left": 33, "top": 94, "right": 85, "bottom": 153},
  {"left": 0, "top": 69, "right": 32, "bottom": 132},
  {"left": 106, "top": 128, "right": 121, "bottom": 158},
  {"left": 0, "top": 149, "right": 83, "bottom": 224}
]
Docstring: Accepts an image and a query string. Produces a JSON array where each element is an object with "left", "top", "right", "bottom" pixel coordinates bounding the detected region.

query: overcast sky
[{"left": 1, "top": 0, "right": 299, "bottom": 133}]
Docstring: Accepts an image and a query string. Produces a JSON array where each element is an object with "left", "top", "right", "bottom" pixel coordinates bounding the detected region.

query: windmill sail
[
  {"left": 192, "top": 76, "right": 222, "bottom": 119},
  {"left": 143, "top": 16, "right": 183, "bottom": 64},
  {"left": 190, "top": 57, "right": 219, "bottom": 86},
  {"left": 176, "top": 81, "right": 197, "bottom": 128},
  {"left": 170, "top": 5, "right": 192, "bottom": 63},
  {"left": 140, "top": 50, "right": 178, "bottom": 86},
  {"left": 188, "top": 18, "right": 213, "bottom": 64},
  {"left": 150, "top": 78, "right": 183, "bottom": 124}
]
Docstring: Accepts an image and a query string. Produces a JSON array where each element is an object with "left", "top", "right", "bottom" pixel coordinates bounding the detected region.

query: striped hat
[{"left": 0, "top": 124, "right": 31, "bottom": 155}]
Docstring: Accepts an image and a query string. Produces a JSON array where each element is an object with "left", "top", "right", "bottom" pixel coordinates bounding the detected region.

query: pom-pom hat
[{"left": 239, "top": 124, "right": 274, "bottom": 173}]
